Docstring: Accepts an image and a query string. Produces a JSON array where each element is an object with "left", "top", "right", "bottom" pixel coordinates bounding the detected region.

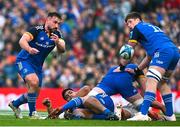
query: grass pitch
[{"left": 0, "top": 111, "right": 179, "bottom": 126}]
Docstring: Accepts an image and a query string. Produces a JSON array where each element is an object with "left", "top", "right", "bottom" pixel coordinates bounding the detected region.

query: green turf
[{"left": 0, "top": 111, "right": 179, "bottom": 126}]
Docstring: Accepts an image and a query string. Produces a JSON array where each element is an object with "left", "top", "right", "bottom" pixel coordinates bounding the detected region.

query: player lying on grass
[{"left": 43, "top": 88, "right": 164, "bottom": 120}]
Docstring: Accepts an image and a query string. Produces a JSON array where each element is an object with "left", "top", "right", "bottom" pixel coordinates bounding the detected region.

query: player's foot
[
  {"left": 30, "top": 111, "right": 44, "bottom": 119},
  {"left": 106, "top": 112, "right": 119, "bottom": 120},
  {"left": 127, "top": 112, "right": 151, "bottom": 121},
  {"left": 8, "top": 101, "right": 23, "bottom": 119},
  {"left": 114, "top": 103, "right": 122, "bottom": 120},
  {"left": 164, "top": 114, "right": 176, "bottom": 121}
]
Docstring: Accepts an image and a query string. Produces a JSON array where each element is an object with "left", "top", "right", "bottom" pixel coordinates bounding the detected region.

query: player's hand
[
  {"left": 64, "top": 109, "right": 73, "bottom": 120},
  {"left": 125, "top": 68, "right": 135, "bottom": 74},
  {"left": 47, "top": 107, "right": 62, "bottom": 119},
  {"left": 50, "top": 33, "right": 59, "bottom": 43},
  {"left": 28, "top": 47, "right": 39, "bottom": 55},
  {"left": 42, "top": 98, "right": 51, "bottom": 108}
]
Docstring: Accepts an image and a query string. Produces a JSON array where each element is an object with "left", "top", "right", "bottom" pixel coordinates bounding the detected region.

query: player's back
[
  {"left": 135, "top": 22, "right": 177, "bottom": 56},
  {"left": 97, "top": 64, "right": 137, "bottom": 95}
]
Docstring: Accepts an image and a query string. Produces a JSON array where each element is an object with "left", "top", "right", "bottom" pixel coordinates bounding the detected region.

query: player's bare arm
[
  {"left": 19, "top": 33, "right": 39, "bottom": 54},
  {"left": 43, "top": 86, "right": 91, "bottom": 115},
  {"left": 76, "top": 86, "right": 91, "bottom": 97},
  {"left": 138, "top": 54, "right": 151, "bottom": 70}
]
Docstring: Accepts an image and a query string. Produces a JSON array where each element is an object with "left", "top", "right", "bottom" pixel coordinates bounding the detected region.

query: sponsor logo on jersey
[
  {"left": 35, "top": 42, "right": 54, "bottom": 48},
  {"left": 156, "top": 60, "right": 163, "bottom": 64}
]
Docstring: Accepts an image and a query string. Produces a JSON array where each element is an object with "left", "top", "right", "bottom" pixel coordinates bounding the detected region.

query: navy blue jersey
[
  {"left": 129, "top": 22, "right": 177, "bottom": 57},
  {"left": 97, "top": 64, "right": 139, "bottom": 98},
  {"left": 16, "top": 25, "right": 63, "bottom": 69}
]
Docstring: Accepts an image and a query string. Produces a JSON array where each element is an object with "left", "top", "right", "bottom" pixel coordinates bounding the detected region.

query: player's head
[
  {"left": 125, "top": 12, "right": 142, "bottom": 30},
  {"left": 45, "top": 12, "right": 62, "bottom": 33},
  {"left": 62, "top": 88, "right": 77, "bottom": 101}
]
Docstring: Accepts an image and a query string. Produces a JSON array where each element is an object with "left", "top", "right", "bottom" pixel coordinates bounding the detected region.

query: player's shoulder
[
  {"left": 28, "top": 25, "right": 44, "bottom": 33},
  {"left": 109, "top": 66, "right": 119, "bottom": 70},
  {"left": 107, "top": 66, "right": 119, "bottom": 73},
  {"left": 137, "top": 22, "right": 151, "bottom": 28}
]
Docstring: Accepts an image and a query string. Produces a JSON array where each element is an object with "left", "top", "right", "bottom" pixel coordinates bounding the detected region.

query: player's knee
[
  {"left": 27, "top": 78, "right": 39, "bottom": 88},
  {"left": 146, "top": 68, "right": 162, "bottom": 82},
  {"left": 25, "top": 74, "right": 39, "bottom": 87}
]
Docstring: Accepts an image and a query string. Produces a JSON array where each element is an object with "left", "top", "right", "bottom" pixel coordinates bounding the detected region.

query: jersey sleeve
[
  {"left": 24, "top": 27, "right": 38, "bottom": 40},
  {"left": 129, "top": 27, "right": 141, "bottom": 44}
]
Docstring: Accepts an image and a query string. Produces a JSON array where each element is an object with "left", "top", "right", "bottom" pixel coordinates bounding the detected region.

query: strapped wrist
[{"left": 134, "top": 67, "right": 144, "bottom": 78}]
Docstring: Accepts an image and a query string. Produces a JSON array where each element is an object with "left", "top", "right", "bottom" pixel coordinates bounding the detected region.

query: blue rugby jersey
[
  {"left": 97, "top": 63, "right": 139, "bottom": 97},
  {"left": 16, "top": 25, "right": 63, "bottom": 69},
  {"left": 129, "top": 22, "right": 177, "bottom": 57}
]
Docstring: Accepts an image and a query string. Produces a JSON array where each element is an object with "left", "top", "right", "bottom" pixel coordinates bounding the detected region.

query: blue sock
[
  {"left": 62, "top": 97, "right": 83, "bottom": 112},
  {"left": 92, "top": 114, "right": 107, "bottom": 119},
  {"left": 140, "top": 91, "right": 155, "bottom": 115},
  {"left": 12, "top": 94, "right": 28, "bottom": 108},
  {"left": 27, "top": 93, "right": 37, "bottom": 116},
  {"left": 162, "top": 94, "right": 173, "bottom": 116},
  {"left": 102, "top": 108, "right": 112, "bottom": 115}
]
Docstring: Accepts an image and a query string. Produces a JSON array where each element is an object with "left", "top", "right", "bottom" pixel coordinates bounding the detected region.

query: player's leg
[
  {"left": 117, "top": 79, "right": 143, "bottom": 110},
  {"left": 127, "top": 66, "right": 164, "bottom": 121},
  {"left": 128, "top": 48, "right": 179, "bottom": 121},
  {"left": 121, "top": 103, "right": 139, "bottom": 120},
  {"left": 158, "top": 71, "right": 176, "bottom": 121},
  {"left": 148, "top": 110, "right": 165, "bottom": 121},
  {"left": 126, "top": 93, "right": 143, "bottom": 110},
  {"left": 84, "top": 94, "right": 119, "bottom": 120},
  {"left": 84, "top": 96, "right": 111, "bottom": 115},
  {"left": 158, "top": 48, "right": 179, "bottom": 121},
  {"left": 9, "top": 61, "right": 35, "bottom": 118},
  {"left": 25, "top": 73, "right": 40, "bottom": 117},
  {"left": 66, "top": 108, "right": 108, "bottom": 120}
]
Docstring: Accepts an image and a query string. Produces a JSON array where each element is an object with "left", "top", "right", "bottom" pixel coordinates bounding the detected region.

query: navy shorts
[{"left": 150, "top": 47, "right": 179, "bottom": 70}]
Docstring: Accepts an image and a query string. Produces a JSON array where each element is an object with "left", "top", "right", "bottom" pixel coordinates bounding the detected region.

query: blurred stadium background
[{"left": 0, "top": 0, "right": 179, "bottom": 114}]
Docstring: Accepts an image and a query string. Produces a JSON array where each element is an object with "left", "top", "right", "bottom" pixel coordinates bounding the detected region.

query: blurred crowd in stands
[{"left": 0, "top": 0, "right": 179, "bottom": 91}]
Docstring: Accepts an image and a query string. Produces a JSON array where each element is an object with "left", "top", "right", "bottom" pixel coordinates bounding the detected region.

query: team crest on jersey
[
  {"left": 45, "top": 42, "right": 49, "bottom": 45},
  {"left": 40, "top": 37, "right": 44, "bottom": 41},
  {"left": 23, "top": 68, "right": 28, "bottom": 74}
]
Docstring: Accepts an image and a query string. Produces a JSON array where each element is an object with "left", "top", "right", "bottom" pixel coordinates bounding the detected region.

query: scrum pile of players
[{"left": 42, "top": 55, "right": 166, "bottom": 121}]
